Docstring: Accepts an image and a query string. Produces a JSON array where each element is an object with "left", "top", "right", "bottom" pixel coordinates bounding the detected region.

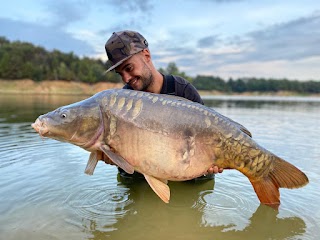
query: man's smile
[{"left": 129, "top": 77, "right": 139, "bottom": 87}]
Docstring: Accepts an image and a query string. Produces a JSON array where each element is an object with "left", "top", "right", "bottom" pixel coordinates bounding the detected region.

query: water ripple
[
  {"left": 64, "top": 186, "right": 133, "bottom": 221},
  {"left": 193, "top": 187, "right": 254, "bottom": 212}
]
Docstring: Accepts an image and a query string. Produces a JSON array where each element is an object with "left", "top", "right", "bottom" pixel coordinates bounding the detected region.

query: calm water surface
[{"left": 0, "top": 94, "right": 319, "bottom": 240}]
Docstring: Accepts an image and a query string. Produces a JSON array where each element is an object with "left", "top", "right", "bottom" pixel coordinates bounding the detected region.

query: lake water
[{"left": 0, "top": 93, "right": 319, "bottom": 240}]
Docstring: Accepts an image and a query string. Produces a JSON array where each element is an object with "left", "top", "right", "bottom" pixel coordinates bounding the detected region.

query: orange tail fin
[{"left": 250, "top": 157, "right": 309, "bottom": 209}]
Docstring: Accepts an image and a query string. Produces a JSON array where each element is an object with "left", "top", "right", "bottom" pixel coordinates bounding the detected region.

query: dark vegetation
[{"left": 1, "top": 37, "right": 319, "bottom": 93}]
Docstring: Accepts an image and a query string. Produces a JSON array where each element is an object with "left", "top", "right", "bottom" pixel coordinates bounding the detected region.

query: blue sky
[{"left": 1, "top": 0, "right": 320, "bottom": 80}]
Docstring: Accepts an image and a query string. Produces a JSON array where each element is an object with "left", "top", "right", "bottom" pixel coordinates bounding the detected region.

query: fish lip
[{"left": 31, "top": 118, "right": 49, "bottom": 137}]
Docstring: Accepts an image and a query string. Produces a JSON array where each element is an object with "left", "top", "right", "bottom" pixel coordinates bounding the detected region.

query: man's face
[{"left": 115, "top": 50, "right": 153, "bottom": 91}]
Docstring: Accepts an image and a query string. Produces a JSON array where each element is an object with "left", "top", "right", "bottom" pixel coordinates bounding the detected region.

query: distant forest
[{"left": 1, "top": 36, "right": 320, "bottom": 94}]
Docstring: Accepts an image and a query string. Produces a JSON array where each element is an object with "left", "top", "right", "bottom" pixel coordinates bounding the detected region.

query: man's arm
[
  {"left": 183, "top": 83, "right": 204, "bottom": 105},
  {"left": 173, "top": 76, "right": 204, "bottom": 104}
]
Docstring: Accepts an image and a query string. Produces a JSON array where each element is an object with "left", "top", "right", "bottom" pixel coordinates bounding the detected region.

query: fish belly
[{"left": 107, "top": 122, "right": 214, "bottom": 181}]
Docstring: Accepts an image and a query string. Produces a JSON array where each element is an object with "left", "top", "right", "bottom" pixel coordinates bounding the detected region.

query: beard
[{"left": 137, "top": 62, "right": 154, "bottom": 91}]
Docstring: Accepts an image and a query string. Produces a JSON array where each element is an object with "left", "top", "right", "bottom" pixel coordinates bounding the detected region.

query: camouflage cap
[{"left": 105, "top": 30, "right": 148, "bottom": 72}]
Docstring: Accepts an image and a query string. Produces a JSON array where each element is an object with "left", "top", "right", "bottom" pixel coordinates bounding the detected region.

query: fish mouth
[{"left": 31, "top": 118, "right": 49, "bottom": 137}]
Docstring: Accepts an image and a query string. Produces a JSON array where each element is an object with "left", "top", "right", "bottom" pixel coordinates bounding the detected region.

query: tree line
[
  {"left": 0, "top": 37, "right": 120, "bottom": 83},
  {"left": 1, "top": 36, "right": 320, "bottom": 93},
  {"left": 192, "top": 75, "right": 320, "bottom": 94}
]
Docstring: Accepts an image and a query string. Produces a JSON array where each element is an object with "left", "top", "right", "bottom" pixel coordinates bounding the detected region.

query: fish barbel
[{"left": 32, "top": 89, "right": 309, "bottom": 209}]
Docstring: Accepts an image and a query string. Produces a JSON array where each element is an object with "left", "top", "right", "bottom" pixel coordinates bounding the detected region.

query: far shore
[
  {"left": 1, "top": 79, "right": 319, "bottom": 98},
  {"left": 0, "top": 79, "right": 123, "bottom": 96}
]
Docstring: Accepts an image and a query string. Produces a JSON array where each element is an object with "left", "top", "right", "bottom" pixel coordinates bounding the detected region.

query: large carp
[{"left": 32, "top": 89, "right": 308, "bottom": 209}]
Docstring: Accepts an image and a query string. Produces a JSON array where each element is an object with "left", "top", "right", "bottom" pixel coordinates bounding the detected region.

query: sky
[{"left": 1, "top": 0, "right": 320, "bottom": 81}]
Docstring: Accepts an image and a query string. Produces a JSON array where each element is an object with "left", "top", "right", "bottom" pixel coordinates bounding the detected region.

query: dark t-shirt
[{"left": 123, "top": 74, "right": 204, "bottom": 105}]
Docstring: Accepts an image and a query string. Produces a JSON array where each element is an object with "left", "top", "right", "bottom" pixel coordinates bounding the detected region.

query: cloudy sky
[{"left": 1, "top": 0, "right": 320, "bottom": 80}]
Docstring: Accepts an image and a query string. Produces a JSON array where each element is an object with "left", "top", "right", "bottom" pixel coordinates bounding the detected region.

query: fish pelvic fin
[
  {"left": 144, "top": 175, "right": 170, "bottom": 203},
  {"left": 100, "top": 144, "right": 134, "bottom": 174},
  {"left": 249, "top": 156, "right": 309, "bottom": 209},
  {"left": 84, "top": 151, "right": 102, "bottom": 175}
]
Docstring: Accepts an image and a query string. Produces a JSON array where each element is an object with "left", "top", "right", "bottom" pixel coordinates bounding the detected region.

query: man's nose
[{"left": 122, "top": 72, "right": 131, "bottom": 83}]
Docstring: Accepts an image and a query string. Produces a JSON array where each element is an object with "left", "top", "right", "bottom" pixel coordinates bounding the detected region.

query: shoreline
[
  {"left": 0, "top": 79, "right": 123, "bottom": 96},
  {"left": 1, "top": 79, "right": 319, "bottom": 98}
]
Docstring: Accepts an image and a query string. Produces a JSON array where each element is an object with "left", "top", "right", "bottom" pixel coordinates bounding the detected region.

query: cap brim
[{"left": 104, "top": 55, "right": 133, "bottom": 73}]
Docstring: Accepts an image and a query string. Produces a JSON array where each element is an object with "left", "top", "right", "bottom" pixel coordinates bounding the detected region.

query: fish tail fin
[
  {"left": 249, "top": 157, "right": 309, "bottom": 209},
  {"left": 249, "top": 178, "right": 280, "bottom": 209}
]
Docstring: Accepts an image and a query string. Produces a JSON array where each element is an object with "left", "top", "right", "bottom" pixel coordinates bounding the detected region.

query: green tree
[
  {"left": 193, "top": 75, "right": 229, "bottom": 91},
  {"left": 159, "top": 62, "right": 193, "bottom": 82},
  {"left": 228, "top": 78, "right": 247, "bottom": 93}
]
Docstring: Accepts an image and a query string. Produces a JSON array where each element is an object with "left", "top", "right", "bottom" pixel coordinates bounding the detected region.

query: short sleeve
[
  {"left": 173, "top": 76, "right": 204, "bottom": 105},
  {"left": 183, "top": 83, "right": 204, "bottom": 105}
]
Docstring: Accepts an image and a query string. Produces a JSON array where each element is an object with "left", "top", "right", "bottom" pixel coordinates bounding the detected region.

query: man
[{"left": 104, "top": 30, "right": 223, "bottom": 179}]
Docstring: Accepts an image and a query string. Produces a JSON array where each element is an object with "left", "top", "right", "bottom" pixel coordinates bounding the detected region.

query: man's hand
[{"left": 206, "top": 165, "right": 223, "bottom": 174}]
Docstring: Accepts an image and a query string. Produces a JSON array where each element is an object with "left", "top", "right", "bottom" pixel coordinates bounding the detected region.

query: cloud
[
  {"left": 197, "top": 35, "right": 220, "bottom": 48},
  {"left": 44, "top": 0, "right": 90, "bottom": 28},
  {"left": 190, "top": 0, "right": 244, "bottom": 2},
  {"left": 2, "top": 0, "right": 155, "bottom": 58},
  {"left": 212, "top": 56, "right": 320, "bottom": 81},
  {"left": 98, "top": 0, "right": 154, "bottom": 33},
  {"left": 181, "top": 13, "right": 318, "bottom": 67},
  {"left": 40, "top": 0, "right": 154, "bottom": 35},
  {"left": 0, "top": 17, "right": 94, "bottom": 55},
  {"left": 180, "top": 12, "right": 320, "bottom": 71},
  {"left": 152, "top": 12, "right": 320, "bottom": 80},
  {"left": 106, "top": 0, "right": 154, "bottom": 12},
  {"left": 230, "top": 12, "right": 320, "bottom": 62}
]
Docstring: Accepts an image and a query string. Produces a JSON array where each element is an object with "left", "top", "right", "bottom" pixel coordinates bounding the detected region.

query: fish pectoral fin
[
  {"left": 144, "top": 174, "right": 170, "bottom": 203},
  {"left": 100, "top": 144, "right": 134, "bottom": 174},
  {"left": 84, "top": 151, "right": 103, "bottom": 175}
]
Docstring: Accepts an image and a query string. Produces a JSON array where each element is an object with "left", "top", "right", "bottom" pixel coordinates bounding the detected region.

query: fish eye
[{"left": 61, "top": 113, "right": 67, "bottom": 118}]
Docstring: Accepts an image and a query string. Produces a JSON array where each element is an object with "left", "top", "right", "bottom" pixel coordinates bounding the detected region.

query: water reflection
[
  {"left": 207, "top": 205, "right": 306, "bottom": 240},
  {"left": 0, "top": 94, "right": 87, "bottom": 123},
  {"left": 80, "top": 176, "right": 306, "bottom": 240}
]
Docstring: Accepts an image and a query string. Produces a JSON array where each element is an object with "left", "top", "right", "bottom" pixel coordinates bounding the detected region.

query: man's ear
[{"left": 142, "top": 48, "right": 151, "bottom": 62}]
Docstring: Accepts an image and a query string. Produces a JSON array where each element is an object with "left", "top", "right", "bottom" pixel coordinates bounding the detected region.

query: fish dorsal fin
[
  {"left": 84, "top": 151, "right": 103, "bottom": 175},
  {"left": 225, "top": 116, "right": 252, "bottom": 137},
  {"left": 239, "top": 125, "right": 252, "bottom": 137},
  {"left": 144, "top": 174, "right": 170, "bottom": 203},
  {"left": 100, "top": 144, "right": 134, "bottom": 174}
]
